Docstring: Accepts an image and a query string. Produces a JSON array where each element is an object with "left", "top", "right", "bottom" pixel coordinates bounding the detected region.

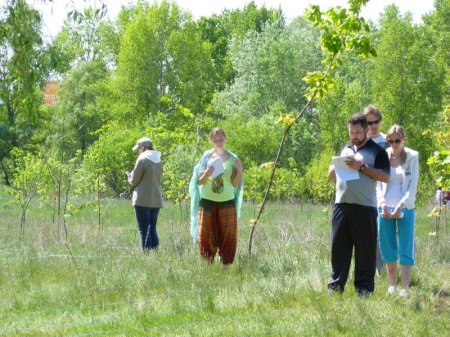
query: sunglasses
[
  {"left": 388, "top": 139, "right": 402, "bottom": 144},
  {"left": 367, "top": 120, "right": 380, "bottom": 126}
]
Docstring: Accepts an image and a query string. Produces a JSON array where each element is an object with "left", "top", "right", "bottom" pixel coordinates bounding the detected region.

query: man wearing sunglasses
[
  {"left": 363, "top": 105, "right": 389, "bottom": 276},
  {"left": 364, "top": 105, "right": 389, "bottom": 150}
]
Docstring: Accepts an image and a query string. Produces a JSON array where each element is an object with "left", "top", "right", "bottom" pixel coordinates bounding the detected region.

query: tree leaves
[
  {"left": 304, "top": 0, "right": 376, "bottom": 100},
  {"left": 275, "top": 113, "right": 296, "bottom": 127}
]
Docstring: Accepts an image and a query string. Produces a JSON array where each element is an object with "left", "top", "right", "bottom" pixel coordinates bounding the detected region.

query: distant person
[
  {"left": 189, "top": 128, "right": 243, "bottom": 265},
  {"left": 126, "top": 137, "right": 163, "bottom": 250},
  {"left": 376, "top": 125, "right": 419, "bottom": 298},
  {"left": 436, "top": 187, "right": 450, "bottom": 207},
  {"left": 436, "top": 187, "right": 443, "bottom": 205},
  {"left": 364, "top": 104, "right": 389, "bottom": 275},
  {"left": 328, "top": 114, "right": 390, "bottom": 296}
]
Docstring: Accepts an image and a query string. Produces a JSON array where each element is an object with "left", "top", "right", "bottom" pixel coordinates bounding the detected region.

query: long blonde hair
[{"left": 386, "top": 124, "right": 407, "bottom": 164}]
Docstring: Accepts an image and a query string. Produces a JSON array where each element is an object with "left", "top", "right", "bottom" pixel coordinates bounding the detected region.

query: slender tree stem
[
  {"left": 247, "top": 52, "right": 338, "bottom": 255},
  {"left": 248, "top": 96, "right": 316, "bottom": 255}
]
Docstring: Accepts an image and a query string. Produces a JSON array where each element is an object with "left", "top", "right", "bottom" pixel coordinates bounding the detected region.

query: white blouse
[{"left": 384, "top": 166, "right": 404, "bottom": 207}]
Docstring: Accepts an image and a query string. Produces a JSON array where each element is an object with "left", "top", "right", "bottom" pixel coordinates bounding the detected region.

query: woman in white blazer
[{"left": 376, "top": 125, "right": 419, "bottom": 298}]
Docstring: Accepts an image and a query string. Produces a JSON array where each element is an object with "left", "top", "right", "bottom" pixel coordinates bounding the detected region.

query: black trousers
[{"left": 328, "top": 203, "right": 378, "bottom": 293}]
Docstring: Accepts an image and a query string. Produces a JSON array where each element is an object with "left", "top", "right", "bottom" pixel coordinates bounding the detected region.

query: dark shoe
[
  {"left": 327, "top": 286, "right": 343, "bottom": 296},
  {"left": 357, "top": 289, "right": 372, "bottom": 298}
]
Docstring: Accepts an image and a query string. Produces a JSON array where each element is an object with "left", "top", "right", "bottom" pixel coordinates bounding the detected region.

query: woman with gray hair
[{"left": 126, "top": 137, "right": 163, "bottom": 250}]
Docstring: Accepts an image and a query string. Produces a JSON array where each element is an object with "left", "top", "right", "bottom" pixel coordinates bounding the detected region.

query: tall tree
[
  {"left": 423, "top": 0, "right": 449, "bottom": 141},
  {"left": 213, "top": 17, "right": 323, "bottom": 167},
  {"left": 214, "top": 17, "right": 322, "bottom": 119},
  {"left": 198, "top": 2, "right": 284, "bottom": 91},
  {"left": 423, "top": 0, "right": 450, "bottom": 190},
  {"left": 371, "top": 5, "right": 445, "bottom": 161},
  {"left": 52, "top": 4, "right": 116, "bottom": 73},
  {"left": 114, "top": 1, "right": 215, "bottom": 123},
  {"left": 0, "top": 0, "right": 51, "bottom": 185},
  {"left": 48, "top": 60, "right": 109, "bottom": 157}
]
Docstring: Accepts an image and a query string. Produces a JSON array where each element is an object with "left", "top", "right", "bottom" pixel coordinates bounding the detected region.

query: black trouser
[{"left": 328, "top": 203, "right": 378, "bottom": 293}]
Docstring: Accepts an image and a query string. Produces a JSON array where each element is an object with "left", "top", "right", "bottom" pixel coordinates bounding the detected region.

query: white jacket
[{"left": 376, "top": 147, "right": 419, "bottom": 210}]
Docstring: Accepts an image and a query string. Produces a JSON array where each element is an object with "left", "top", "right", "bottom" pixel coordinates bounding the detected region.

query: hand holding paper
[
  {"left": 208, "top": 156, "right": 224, "bottom": 179},
  {"left": 332, "top": 154, "right": 360, "bottom": 182}
]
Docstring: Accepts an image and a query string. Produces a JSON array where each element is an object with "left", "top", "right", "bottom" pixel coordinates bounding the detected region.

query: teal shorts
[{"left": 377, "top": 208, "right": 415, "bottom": 265}]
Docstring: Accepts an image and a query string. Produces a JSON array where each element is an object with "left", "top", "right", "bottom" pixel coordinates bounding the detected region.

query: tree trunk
[{"left": 0, "top": 158, "right": 11, "bottom": 186}]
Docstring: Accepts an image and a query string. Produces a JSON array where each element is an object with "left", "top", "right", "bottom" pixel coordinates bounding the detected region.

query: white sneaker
[
  {"left": 387, "top": 286, "right": 397, "bottom": 294},
  {"left": 399, "top": 288, "right": 408, "bottom": 298}
]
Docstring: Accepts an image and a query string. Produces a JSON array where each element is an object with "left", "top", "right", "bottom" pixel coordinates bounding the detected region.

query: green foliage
[
  {"left": 215, "top": 17, "right": 321, "bottom": 118},
  {"left": 285, "top": 112, "right": 323, "bottom": 170},
  {"left": 115, "top": 1, "right": 215, "bottom": 122},
  {"left": 80, "top": 126, "right": 137, "bottom": 196},
  {"left": 142, "top": 95, "right": 209, "bottom": 154},
  {"left": 53, "top": 61, "right": 109, "bottom": 156},
  {"left": 0, "top": 0, "right": 48, "bottom": 121},
  {"left": 198, "top": 2, "right": 284, "bottom": 91},
  {"left": 1, "top": 0, "right": 447, "bottom": 210},
  {"left": 244, "top": 166, "right": 302, "bottom": 202},
  {"left": 371, "top": 5, "right": 445, "bottom": 165},
  {"left": 303, "top": 71, "right": 336, "bottom": 101},
  {"left": 244, "top": 166, "right": 271, "bottom": 202},
  {"left": 0, "top": 0, "right": 52, "bottom": 184},
  {"left": 163, "top": 144, "right": 199, "bottom": 205},
  {"left": 221, "top": 114, "right": 280, "bottom": 168},
  {"left": 37, "top": 152, "right": 81, "bottom": 221},
  {"left": 302, "top": 149, "right": 335, "bottom": 203},
  {"left": 51, "top": 7, "right": 119, "bottom": 74},
  {"left": 317, "top": 74, "right": 371, "bottom": 153},
  {"left": 428, "top": 150, "right": 450, "bottom": 190},
  {"left": 52, "top": 3, "right": 118, "bottom": 71},
  {"left": 305, "top": 1, "right": 374, "bottom": 59},
  {"left": 10, "top": 149, "right": 42, "bottom": 203},
  {"left": 416, "top": 171, "right": 439, "bottom": 207},
  {"left": 304, "top": 0, "right": 375, "bottom": 100},
  {"left": 9, "top": 148, "right": 46, "bottom": 232},
  {"left": 426, "top": 106, "right": 450, "bottom": 190},
  {"left": 421, "top": 1, "right": 450, "bottom": 193}
]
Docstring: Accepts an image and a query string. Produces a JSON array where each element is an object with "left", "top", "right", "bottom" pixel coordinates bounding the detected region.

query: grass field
[{"left": 0, "top": 185, "right": 449, "bottom": 336}]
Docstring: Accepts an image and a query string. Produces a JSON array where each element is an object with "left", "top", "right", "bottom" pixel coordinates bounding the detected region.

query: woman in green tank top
[{"left": 192, "top": 128, "right": 243, "bottom": 265}]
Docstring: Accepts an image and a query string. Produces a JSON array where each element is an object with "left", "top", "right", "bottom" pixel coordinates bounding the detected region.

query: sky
[{"left": 31, "top": 0, "right": 436, "bottom": 40}]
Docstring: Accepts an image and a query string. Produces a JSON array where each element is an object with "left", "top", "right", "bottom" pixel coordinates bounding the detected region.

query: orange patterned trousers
[{"left": 198, "top": 199, "right": 237, "bottom": 265}]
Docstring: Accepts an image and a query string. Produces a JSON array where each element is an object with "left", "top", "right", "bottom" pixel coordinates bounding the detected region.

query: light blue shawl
[{"left": 189, "top": 149, "right": 244, "bottom": 243}]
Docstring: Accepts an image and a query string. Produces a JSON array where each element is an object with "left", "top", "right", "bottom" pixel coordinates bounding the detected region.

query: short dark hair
[{"left": 348, "top": 113, "right": 368, "bottom": 128}]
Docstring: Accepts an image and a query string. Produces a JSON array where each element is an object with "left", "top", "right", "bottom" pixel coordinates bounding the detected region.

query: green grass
[{"left": 0, "top": 185, "right": 449, "bottom": 336}]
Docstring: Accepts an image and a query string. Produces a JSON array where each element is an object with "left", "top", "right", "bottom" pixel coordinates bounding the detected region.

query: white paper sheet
[
  {"left": 208, "top": 156, "right": 224, "bottom": 179},
  {"left": 332, "top": 154, "right": 360, "bottom": 182}
]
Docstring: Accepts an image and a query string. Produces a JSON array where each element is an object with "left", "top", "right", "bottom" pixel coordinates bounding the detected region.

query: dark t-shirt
[{"left": 335, "top": 139, "right": 390, "bottom": 207}]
